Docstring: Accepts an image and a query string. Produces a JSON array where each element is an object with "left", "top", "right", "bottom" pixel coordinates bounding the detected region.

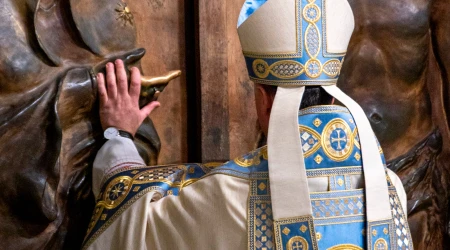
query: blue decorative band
[{"left": 242, "top": 0, "right": 347, "bottom": 86}]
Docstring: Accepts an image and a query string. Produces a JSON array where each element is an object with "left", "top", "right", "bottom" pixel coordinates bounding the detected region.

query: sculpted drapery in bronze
[{"left": 0, "top": 0, "right": 168, "bottom": 249}]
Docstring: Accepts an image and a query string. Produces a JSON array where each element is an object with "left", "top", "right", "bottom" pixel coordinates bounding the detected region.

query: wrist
[{"left": 104, "top": 127, "right": 135, "bottom": 140}]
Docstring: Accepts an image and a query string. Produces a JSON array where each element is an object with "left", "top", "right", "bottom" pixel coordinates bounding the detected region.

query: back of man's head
[{"left": 260, "top": 85, "right": 333, "bottom": 109}]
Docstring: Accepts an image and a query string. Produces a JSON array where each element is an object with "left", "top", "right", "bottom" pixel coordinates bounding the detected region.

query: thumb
[{"left": 140, "top": 101, "right": 161, "bottom": 120}]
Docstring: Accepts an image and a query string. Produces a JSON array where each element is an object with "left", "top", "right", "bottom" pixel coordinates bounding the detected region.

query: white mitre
[{"left": 237, "top": 0, "right": 392, "bottom": 232}]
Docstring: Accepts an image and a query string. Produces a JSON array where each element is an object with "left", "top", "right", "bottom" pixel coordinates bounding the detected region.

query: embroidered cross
[
  {"left": 331, "top": 129, "right": 347, "bottom": 150},
  {"left": 292, "top": 241, "right": 303, "bottom": 250}
]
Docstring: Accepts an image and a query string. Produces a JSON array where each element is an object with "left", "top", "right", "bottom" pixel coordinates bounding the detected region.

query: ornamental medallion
[{"left": 321, "top": 118, "right": 354, "bottom": 161}]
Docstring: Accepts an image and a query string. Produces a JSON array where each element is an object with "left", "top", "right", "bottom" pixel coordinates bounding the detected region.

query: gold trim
[
  {"left": 234, "top": 147, "right": 267, "bottom": 167},
  {"left": 316, "top": 232, "right": 322, "bottom": 241},
  {"left": 321, "top": 118, "right": 354, "bottom": 162},
  {"left": 309, "top": 188, "right": 363, "bottom": 195},
  {"left": 287, "top": 236, "right": 309, "bottom": 250},
  {"left": 84, "top": 206, "right": 104, "bottom": 241},
  {"left": 83, "top": 186, "right": 165, "bottom": 249},
  {"left": 253, "top": 59, "right": 270, "bottom": 78},
  {"left": 304, "top": 59, "right": 323, "bottom": 78},
  {"left": 250, "top": 77, "right": 337, "bottom": 86},
  {"left": 313, "top": 118, "right": 322, "bottom": 127},
  {"left": 275, "top": 215, "right": 318, "bottom": 250},
  {"left": 299, "top": 125, "right": 321, "bottom": 157},
  {"left": 374, "top": 238, "right": 388, "bottom": 250},
  {"left": 323, "top": 59, "right": 342, "bottom": 77},
  {"left": 303, "top": 3, "right": 321, "bottom": 23},
  {"left": 270, "top": 60, "right": 305, "bottom": 79},
  {"left": 314, "top": 154, "right": 323, "bottom": 164},
  {"left": 327, "top": 244, "right": 363, "bottom": 250},
  {"left": 99, "top": 176, "right": 133, "bottom": 209},
  {"left": 203, "top": 162, "right": 224, "bottom": 168},
  {"left": 305, "top": 24, "right": 321, "bottom": 59}
]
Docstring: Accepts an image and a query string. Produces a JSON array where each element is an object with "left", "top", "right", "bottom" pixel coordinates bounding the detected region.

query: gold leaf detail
[
  {"left": 313, "top": 118, "right": 322, "bottom": 127},
  {"left": 316, "top": 232, "right": 322, "bottom": 241},
  {"left": 323, "top": 59, "right": 342, "bottom": 77},
  {"left": 314, "top": 154, "right": 323, "bottom": 164},
  {"left": 354, "top": 152, "right": 361, "bottom": 161},
  {"left": 269, "top": 60, "right": 304, "bottom": 79}
]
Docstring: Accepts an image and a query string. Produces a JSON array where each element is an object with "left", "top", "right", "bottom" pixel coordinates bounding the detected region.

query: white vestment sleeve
[
  {"left": 92, "top": 137, "right": 145, "bottom": 198},
  {"left": 85, "top": 175, "right": 249, "bottom": 250}
]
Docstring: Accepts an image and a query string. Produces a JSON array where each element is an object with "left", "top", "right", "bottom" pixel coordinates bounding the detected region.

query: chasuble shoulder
[{"left": 84, "top": 105, "right": 412, "bottom": 250}]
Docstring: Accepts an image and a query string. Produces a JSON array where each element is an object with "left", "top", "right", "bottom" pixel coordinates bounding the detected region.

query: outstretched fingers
[
  {"left": 106, "top": 62, "right": 117, "bottom": 99},
  {"left": 115, "top": 60, "right": 129, "bottom": 95},
  {"left": 129, "top": 67, "right": 142, "bottom": 102},
  {"left": 139, "top": 101, "right": 161, "bottom": 121},
  {"left": 97, "top": 73, "right": 108, "bottom": 105}
]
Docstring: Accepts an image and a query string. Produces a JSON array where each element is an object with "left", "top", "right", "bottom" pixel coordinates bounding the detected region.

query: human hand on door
[{"left": 98, "top": 59, "right": 160, "bottom": 136}]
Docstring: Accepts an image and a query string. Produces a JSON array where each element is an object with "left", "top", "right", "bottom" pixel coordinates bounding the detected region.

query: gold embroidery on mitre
[
  {"left": 253, "top": 59, "right": 270, "bottom": 78},
  {"left": 271, "top": 60, "right": 305, "bottom": 79},
  {"left": 323, "top": 59, "right": 342, "bottom": 77},
  {"left": 304, "top": 59, "right": 322, "bottom": 79}
]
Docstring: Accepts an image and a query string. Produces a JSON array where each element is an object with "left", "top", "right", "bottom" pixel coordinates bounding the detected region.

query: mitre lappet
[{"left": 238, "top": 0, "right": 414, "bottom": 249}]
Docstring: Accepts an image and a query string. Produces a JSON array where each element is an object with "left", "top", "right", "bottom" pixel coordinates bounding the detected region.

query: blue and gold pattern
[
  {"left": 274, "top": 215, "right": 318, "bottom": 250},
  {"left": 84, "top": 105, "right": 412, "bottom": 250},
  {"left": 243, "top": 0, "right": 346, "bottom": 85},
  {"left": 82, "top": 164, "right": 213, "bottom": 249}
]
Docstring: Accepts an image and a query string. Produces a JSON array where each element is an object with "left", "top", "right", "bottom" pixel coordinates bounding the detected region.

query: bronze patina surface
[
  {"left": 340, "top": 0, "right": 450, "bottom": 248},
  {"left": 0, "top": 0, "right": 176, "bottom": 249}
]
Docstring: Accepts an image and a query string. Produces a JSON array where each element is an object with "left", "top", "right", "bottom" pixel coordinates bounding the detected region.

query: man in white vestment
[{"left": 83, "top": 0, "right": 414, "bottom": 249}]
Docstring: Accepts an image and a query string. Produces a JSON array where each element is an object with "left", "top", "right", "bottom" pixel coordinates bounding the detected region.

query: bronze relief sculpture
[
  {"left": 0, "top": 0, "right": 177, "bottom": 249},
  {"left": 341, "top": 0, "right": 450, "bottom": 248}
]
